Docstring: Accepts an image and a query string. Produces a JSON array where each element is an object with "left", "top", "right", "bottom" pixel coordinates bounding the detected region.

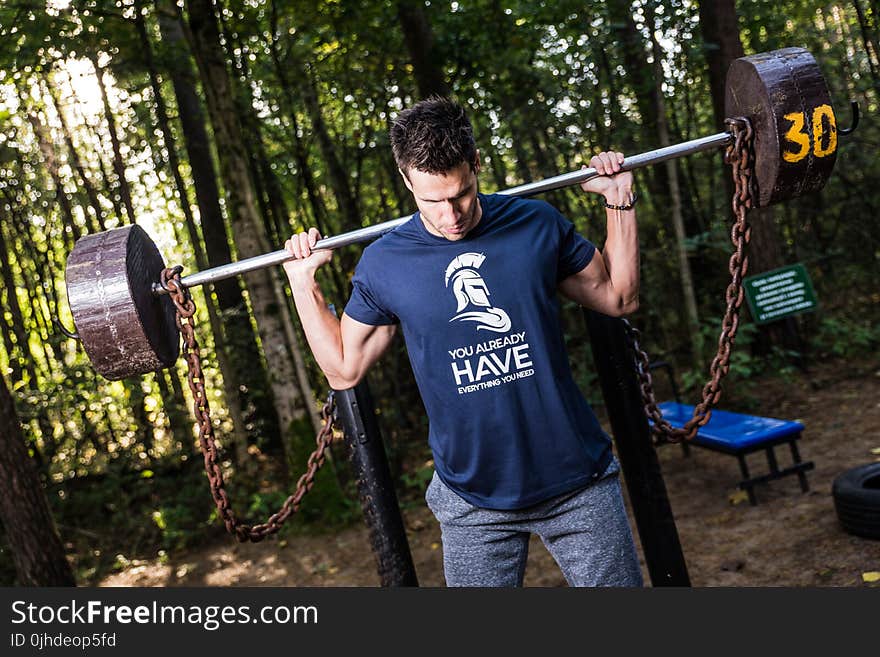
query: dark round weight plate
[
  {"left": 725, "top": 47, "right": 837, "bottom": 207},
  {"left": 66, "top": 225, "right": 180, "bottom": 380}
]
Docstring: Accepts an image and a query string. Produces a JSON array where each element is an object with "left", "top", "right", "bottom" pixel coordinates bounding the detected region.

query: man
[{"left": 283, "top": 97, "right": 642, "bottom": 587}]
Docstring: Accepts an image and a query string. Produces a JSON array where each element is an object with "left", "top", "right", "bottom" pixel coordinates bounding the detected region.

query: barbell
[{"left": 65, "top": 47, "right": 846, "bottom": 381}]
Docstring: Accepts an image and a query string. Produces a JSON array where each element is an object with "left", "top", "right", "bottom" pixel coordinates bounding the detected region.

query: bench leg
[
  {"left": 737, "top": 455, "right": 758, "bottom": 506},
  {"left": 788, "top": 437, "right": 810, "bottom": 493},
  {"left": 765, "top": 446, "right": 780, "bottom": 476}
]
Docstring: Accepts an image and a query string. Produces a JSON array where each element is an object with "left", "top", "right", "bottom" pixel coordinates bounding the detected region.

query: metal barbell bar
[
  {"left": 65, "top": 47, "right": 846, "bottom": 380},
  {"left": 153, "top": 131, "right": 734, "bottom": 296}
]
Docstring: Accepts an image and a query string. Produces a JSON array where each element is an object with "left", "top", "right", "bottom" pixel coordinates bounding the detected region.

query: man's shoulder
[
  {"left": 482, "top": 194, "right": 570, "bottom": 238},
  {"left": 357, "top": 218, "right": 420, "bottom": 267},
  {"left": 484, "top": 193, "right": 565, "bottom": 220}
]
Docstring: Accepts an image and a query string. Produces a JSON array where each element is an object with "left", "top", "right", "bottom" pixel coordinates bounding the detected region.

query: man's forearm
[
  {"left": 287, "top": 272, "right": 350, "bottom": 385},
  {"left": 601, "top": 192, "right": 640, "bottom": 313}
]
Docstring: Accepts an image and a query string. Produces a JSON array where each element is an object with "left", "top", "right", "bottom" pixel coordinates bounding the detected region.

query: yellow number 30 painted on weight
[{"left": 783, "top": 104, "right": 837, "bottom": 163}]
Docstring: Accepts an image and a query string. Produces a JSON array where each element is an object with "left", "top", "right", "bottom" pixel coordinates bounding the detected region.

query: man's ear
[
  {"left": 473, "top": 149, "right": 482, "bottom": 174},
  {"left": 398, "top": 167, "right": 413, "bottom": 192}
]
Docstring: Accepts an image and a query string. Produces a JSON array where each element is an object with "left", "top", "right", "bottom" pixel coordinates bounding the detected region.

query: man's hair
[{"left": 390, "top": 97, "right": 477, "bottom": 175}]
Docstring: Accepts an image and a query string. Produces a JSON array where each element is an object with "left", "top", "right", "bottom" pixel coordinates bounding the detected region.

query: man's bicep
[
  {"left": 340, "top": 312, "right": 397, "bottom": 377},
  {"left": 558, "top": 254, "right": 614, "bottom": 312}
]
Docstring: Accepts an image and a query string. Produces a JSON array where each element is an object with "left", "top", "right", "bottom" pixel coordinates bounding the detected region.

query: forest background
[{"left": 0, "top": 0, "right": 878, "bottom": 586}]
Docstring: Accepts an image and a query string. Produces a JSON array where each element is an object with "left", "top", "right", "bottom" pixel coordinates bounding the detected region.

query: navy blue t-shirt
[{"left": 344, "top": 193, "right": 612, "bottom": 509}]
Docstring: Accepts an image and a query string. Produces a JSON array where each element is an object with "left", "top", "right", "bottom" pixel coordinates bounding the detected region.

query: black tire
[{"left": 832, "top": 463, "right": 880, "bottom": 540}]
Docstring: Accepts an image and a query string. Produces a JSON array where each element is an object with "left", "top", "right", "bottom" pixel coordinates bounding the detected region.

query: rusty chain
[
  {"left": 626, "top": 117, "right": 756, "bottom": 444},
  {"left": 159, "top": 266, "right": 337, "bottom": 542}
]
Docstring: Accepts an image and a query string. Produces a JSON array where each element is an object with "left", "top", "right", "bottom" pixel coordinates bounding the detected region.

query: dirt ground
[{"left": 101, "top": 360, "right": 880, "bottom": 587}]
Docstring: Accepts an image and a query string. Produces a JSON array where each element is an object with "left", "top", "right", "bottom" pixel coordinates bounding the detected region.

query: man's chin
[{"left": 443, "top": 221, "right": 474, "bottom": 240}]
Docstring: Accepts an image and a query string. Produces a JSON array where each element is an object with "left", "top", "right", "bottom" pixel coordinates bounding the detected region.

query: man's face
[{"left": 401, "top": 156, "right": 482, "bottom": 241}]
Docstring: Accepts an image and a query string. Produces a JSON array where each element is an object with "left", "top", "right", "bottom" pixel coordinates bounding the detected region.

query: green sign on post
[{"left": 743, "top": 263, "right": 818, "bottom": 325}]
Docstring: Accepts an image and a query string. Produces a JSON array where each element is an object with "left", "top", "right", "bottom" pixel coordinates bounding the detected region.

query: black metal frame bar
[
  {"left": 584, "top": 310, "right": 691, "bottom": 587},
  {"left": 334, "top": 382, "right": 419, "bottom": 586}
]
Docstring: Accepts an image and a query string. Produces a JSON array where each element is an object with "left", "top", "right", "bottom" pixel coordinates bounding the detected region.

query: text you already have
[{"left": 448, "top": 331, "right": 535, "bottom": 393}]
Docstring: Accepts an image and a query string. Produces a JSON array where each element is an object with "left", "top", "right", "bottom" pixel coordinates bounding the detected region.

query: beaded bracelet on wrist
[{"left": 604, "top": 191, "right": 638, "bottom": 211}]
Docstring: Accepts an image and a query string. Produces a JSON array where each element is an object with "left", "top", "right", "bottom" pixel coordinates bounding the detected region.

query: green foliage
[
  {"left": 679, "top": 317, "right": 761, "bottom": 398},
  {"left": 280, "top": 416, "right": 357, "bottom": 530},
  {"left": 6, "top": 456, "right": 220, "bottom": 584},
  {"left": 151, "top": 503, "right": 212, "bottom": 552},
  {"left": 1, "top": 0, "right": 879, "bottom": 581},
  {"left": 399, "top": 459, "right": 433, "bottom": 492},
  {"left": 226, "top": 470, "right": 361, "bottom": 537},
  {"left": 814, "top": 315, "right": 880, "bottom": 359}
]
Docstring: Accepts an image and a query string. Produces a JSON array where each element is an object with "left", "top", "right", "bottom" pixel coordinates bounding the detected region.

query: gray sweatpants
[{"left": 425, "top": 458, "right": 643, "bottom": 587}]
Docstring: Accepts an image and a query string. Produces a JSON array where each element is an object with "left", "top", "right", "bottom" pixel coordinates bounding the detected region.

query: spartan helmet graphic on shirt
[{"left": 444, "top": 253, "right": 512, "bottom": 333}]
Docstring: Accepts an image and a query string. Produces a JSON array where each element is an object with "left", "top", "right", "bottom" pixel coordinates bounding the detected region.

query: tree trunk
[
  {"left": 186, "top": 0, "right": 313, "bottom": 468},
  {"left": 56, "top": 57, "right": 121, "bottom": 230},
  {"left": 296, "top": 63, "right": 362, "bottom": 236},
  {"left": 605, "top": 0, "right": 671, "bottom": 205},
  {"left": 480, "top": 133, "right": 508, "bottom": 190},
  {"left": 0, "top": 373, "right": 76, "bottom": 586},
  {"left": 19, "top": 266, "right": 55, "bottom": 377},
  {"left": 698, "top": 0, "right": 801, "bottom": 357},
  {"left": 56, "top": 80, "right": 113, "bottom": 233},
  {"left": 124, "top": 376, "right": 156, "bottom": 456},
  {"left": 646, "top": 3, "right": 704, "bottom": 369},
  {"left": 42, "top": 77, "right": 107, "bottom": 230},
  {"left": 746, "top": 206, "right": 806, "bottom": 359},
  {"left": 397, "top": 0, "right": 451, "bottom": 98},
  {"left": 71, "top": 105, "right": 156, "bottom": 434},
  {"left": 137, "top": 2, "right": 250, "bottom": 463},
  {"left": 23, "top": 103, "right": 80, "bottom": 248},
  {"left": 379, "top": 95, "right": 415, "bottom": 213},
  {"left": 498, "top": 100, "right": 535, "bottom": 184},
  {"left": 216, "top": 5, "right": 326, "bottom": 438},
  {"left": 0, "top": 219, "right": 39, "bottom": 386},
  {"left": 0, "top": 203, "right": 59, "bottom": 460},
  {"left": 265, "top": 1, "right": 351, "bottom": 316},
  {"left": 153, "top": 369, "right": 191, "bottom": 456},
  {"left": 0, "top": 317, "right": 20, "bottom": 383},
  {"left": 156, "top": 0, "right": 284, "bottom": 456},
  {"left": 853, "top": 0, "right": 880, "bottom": 89},
  {"left": 482, "top": 2, "right": 549, "bottom": 184},
  {"left": 0, "top": 227, "right": 22, "bottom": 385},
  {"left": 595, "top": 45, "right": 617, "bottom": 146},
  {"left": 93, "top": 140, "right": 127, "bottom": 228},
  {"left": 165, "top": 365, "right": 199, "bottom": 456},
  {"left": 92, "top": 56, "right": 138, "bottom": 225},
  {"left": 697, "top": 0, "right": 745, "bottom": 132},
  {"left": 265, "top": 4, "right": 334, "bottom": 232},
  {"left": 215, "top": 19, "right": 292, "bottom": 246}
]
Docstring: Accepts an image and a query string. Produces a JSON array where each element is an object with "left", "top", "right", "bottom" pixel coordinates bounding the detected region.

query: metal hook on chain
[
  {"left": 52, "top": 316, "right": 80, "bottom": 341},
  {"left": 324, "top": 390, "right": 337, "bottom": 421},
  {"left": 838, "top": 101, "right": 859, "bottom": 136},
  {"left": 158, "top": 264, "right": 185, "bottom": 293}
]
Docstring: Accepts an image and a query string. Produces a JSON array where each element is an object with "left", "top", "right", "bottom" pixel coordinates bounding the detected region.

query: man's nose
[{"left": 439, "top": 200, "right": 458, "bottom": 220}]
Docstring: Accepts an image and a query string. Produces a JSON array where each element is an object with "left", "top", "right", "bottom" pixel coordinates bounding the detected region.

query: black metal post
[
  {"left": 334, "top": 381, "right": 419, "bottom": 587},
  {"left": 583, "top": 310, "right": 691, "bottom": 587}
]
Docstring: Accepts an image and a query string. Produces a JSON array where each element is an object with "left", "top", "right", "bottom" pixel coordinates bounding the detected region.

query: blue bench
[{"left": 657, "top": 401, "right": 814, "bottom": 505}]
